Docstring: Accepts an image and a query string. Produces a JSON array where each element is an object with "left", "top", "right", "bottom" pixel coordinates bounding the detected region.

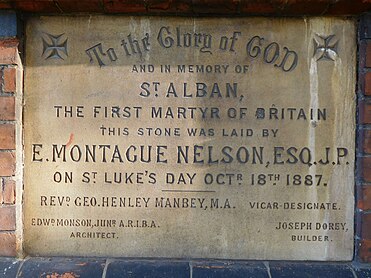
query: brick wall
[
  {"left": 0, "top": 38, "right": 21, "bottom": 257},
  {"left": 357, "top": 15, "right": 371, "bottom": 263},
  {"left": 0, "top": 0, "right": 370, "bottom": 15}
]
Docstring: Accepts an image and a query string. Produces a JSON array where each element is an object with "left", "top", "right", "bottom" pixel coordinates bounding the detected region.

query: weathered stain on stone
[
  {"left": 45, "top": 272, "right": 80, "bottom": 278},
  {"left": 65, "top": 133, "right": 74, "bottom": 148}
]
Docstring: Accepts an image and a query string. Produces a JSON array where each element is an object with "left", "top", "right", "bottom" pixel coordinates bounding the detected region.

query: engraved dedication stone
[{"left": 24, "top": 17, "right": 356, "bottom": 260}]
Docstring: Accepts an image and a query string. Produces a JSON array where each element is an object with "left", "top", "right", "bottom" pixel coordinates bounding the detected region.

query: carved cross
[
  {"left": 313, "top": 34, "right": 338, "bottom": 61},
  {"left": 42, "top": 33, "right": 68, "bottom": 60}
]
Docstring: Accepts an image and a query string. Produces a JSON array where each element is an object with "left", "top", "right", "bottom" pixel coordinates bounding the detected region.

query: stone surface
[
  {"left": 1, "top": 258, "right": 368, "bottom": 278},
  {"left": 192, "top": 262, "right": 268, "bottom": 278},
  {"left": 106, "top": 260, "right": 189, "bottom": 278},
  {"left": 354, "top": 267, "right": 371, "bottom": 278},
  {"left": 0, "top": 258, "right": 19, "bottom": 277},
  {"left": 269, "top": 262, "right": 355, "bottom": 278},
  {"left": 24, "top": 16, "right": 356, "bottom": 260},
  {"left": 17, "top": 257, "right": 105, "bottom": 278}
]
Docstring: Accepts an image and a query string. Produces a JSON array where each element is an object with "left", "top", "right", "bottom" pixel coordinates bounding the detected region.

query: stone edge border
[{"left": 0, "top": 257, "right": 371, "bottom": 278}]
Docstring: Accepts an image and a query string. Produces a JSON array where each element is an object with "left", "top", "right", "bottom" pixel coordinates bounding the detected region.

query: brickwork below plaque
[{"left": 0, "top": 38, "right": 19, "bottom": 257}]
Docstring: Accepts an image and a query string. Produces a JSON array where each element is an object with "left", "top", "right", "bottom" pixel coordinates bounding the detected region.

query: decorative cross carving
[
  {"left": 313, "top": 34, "right": 338, "bottom": 61},
  {"left": 42, "top": 33, "right": 68, "bottom": 60}
]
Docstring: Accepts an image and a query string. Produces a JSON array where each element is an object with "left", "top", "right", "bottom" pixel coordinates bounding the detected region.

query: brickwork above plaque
[{"left": 24, "top": 16, "right": 356, "bottom": 260}]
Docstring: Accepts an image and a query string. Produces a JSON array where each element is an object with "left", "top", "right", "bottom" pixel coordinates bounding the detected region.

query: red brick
[
  {"left": 362, "top": 157, "right": 371, "bottom": 182},
  {"left": 0, "top": 39, "right": 18, "bottom": 49},
  {"left": 147, "top": 0, "right": 171, "bottom": 11},
  {"left": 363, "top": 129, "right": 371, "bottom": 154},
  {"left": 3, "top": 179, "right": 15, "bottom": 205},
  {"left": 193, "top": 0, "right": 239, "bottom": 14},
  {"left": 14, "top": 1, "right": 61, "bottom": 13},
  {"left": 0, "top": 179, "right": 3, "bottom": 205},
  {"left": 359, "top": 239, "right": 371, "bottom": 262},
  {"left": 0, "top": 232, "right": 16, "bottom": 257},
  {"left": 57, "top": 0, "right": 103, "bottom": 13},
  {"left": 147, "top": 0, "right": 192, "bottom": 13},
  {"left": 365, "top": 72, "right": 371, "bottom": 96},
  {"left": 0, "top": 3, "right": 12, "bottom": 9},
  {"left": 0, "top": 206, "right": 15, "bottom": 231},
  {"left": 326, "top": 0, "right": 371, "bottom": 15},
  {"left": 359, "top": 101, "right": 371, "bottom": 124},
  {"left": 1, "top": 0, "right": 371, "bottom": 14},
  {"left": 0, "top": 124, "right": 15, "bottom": 150},
  {"left": 3, "top": 67, "right": 16, "bottom": 93},
  {"left": 251, "top": 0, "right": 330, "bottom": 16},
  {"left": 240, "top": 0, "right": 276, "bottom": 14},
  {"left": 366, "top": 43, "right": 371, "bottom": 68},
  {"left": 362, "top": 213, "right": 371, "bottom": 240},
  {"left": 103, "top": 0, "right": 146, "bottom": 13},
  {"left": 0, "top": 39, "right": 19, "bottom": 65},
  {"left": 0, "top": 96, "right": 15, "bottom": 121},
  {"left": 0, "top": 152, "right": 15, "bottom": 176},
  {"left": 359, "top": 186, "right": 371, "bottom": 211},
  {"left": 282, "top": 1, "right": 329, "bottom": 15},
  {"left": 201, "top": 0, "right": 371, "bottom": 16}
]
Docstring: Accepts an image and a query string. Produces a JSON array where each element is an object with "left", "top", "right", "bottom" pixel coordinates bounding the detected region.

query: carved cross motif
[
  {"left": 42, "top": 33, "right": 68, "bottom": 60},
  {"left": 313, "top": 34, "right": 338, "bottom": 61}
]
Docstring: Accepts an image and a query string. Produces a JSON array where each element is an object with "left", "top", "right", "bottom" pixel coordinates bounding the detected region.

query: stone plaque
[{"left": 24, "top": 16, "right": 356, "bottom": 260}]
